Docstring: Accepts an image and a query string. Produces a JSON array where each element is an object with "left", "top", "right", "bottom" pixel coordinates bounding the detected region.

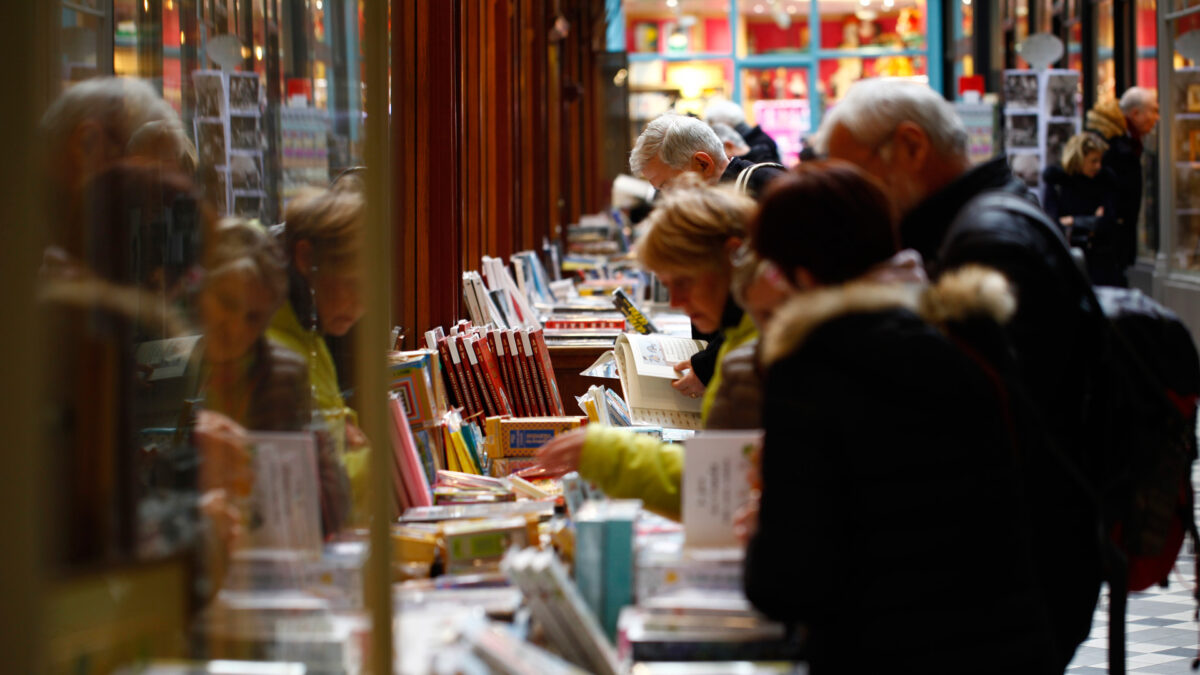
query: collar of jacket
[
  {"left": 719, "top": 294, "right": 745, "bottom": 332},
  {"left": 760, "top": 265, "right": 1015, "bottom": 368},
  {"left": 898, "top": 157, "right": 1018, "bottom": 265},
  {"left": 720, "top": 156, "right": 755, "bottom": 183},
  {"left": 1085, "top": 99, "right": 1127, "bottom": 140}
]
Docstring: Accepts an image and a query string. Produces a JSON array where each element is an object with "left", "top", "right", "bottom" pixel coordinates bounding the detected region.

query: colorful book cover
[
  {"left": 449, "top": 335, "right": 485, "bottom": 418},
  {"left": 463, "top": 335, "right": 499, "bottom": 417},
  {"left": 473, "top": 332, "right": 514, "bottom": 416},
  {"left": 507, "top": 329, "right": 538, "bottom": 417},
  {"left": 520, "top": 329, "right": 550, "bottom": 417},
  {"left": 492, "top": 329, "right": 525, "bottom": 417}
]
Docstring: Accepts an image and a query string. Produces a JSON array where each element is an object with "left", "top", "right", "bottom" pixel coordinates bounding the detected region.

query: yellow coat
[{"left": 577, "top": 313, "right": 759, "bottom": 520}]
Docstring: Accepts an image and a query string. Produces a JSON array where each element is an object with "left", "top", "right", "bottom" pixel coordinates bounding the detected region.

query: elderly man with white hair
[
  {"left": 817, "top": 77, "right": 1103, "bottom": 671},
  {"left": 1085, "top": 86, "right": 1160, "bottom": 286},
  {"left": 630, "top": 112, "right": 783, "bottom": 198},
  {"left": 704, "top": 97, "right": 781, "bottom": 164}
]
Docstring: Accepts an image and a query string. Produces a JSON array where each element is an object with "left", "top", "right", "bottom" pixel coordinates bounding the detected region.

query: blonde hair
[
  {"left": 205, "top": 218, "right": 288, "bottom": 305},
  {"left": 283, "top": 186, "right": 364, "bottom": 272},
  {"left": 1062, "top": 132, "right": 1108, "bottom": 175},
  {"left": 636, "top": 175, "right": 754, "bottom": 274}
]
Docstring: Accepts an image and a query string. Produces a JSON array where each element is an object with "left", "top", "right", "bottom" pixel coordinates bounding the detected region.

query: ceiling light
[
  {"left": 786, "top": 4, "right": 796, "bottom": 13},
  {"left": 883, "top": 0, "right": 893, "bottom": 7},
  {"left": 666, "top": 0, "right": 677, "bottom": 5},
  {"left": 963, "top": 0, "right": 971, "bottom": 5},
  {"left": 255, "top": 45, "right": 264, "bottom": 60},
  {"left": 753, "top": 4, "right": 764, "bottom": 13},
  {"left": 860, "top": 0, "right": 870, "bottom": 6}
]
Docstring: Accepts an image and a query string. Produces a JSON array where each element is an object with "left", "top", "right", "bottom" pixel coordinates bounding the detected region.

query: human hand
[
  {"left": 734, "top": 490, "right": 761, "bottom": 544},
  {"left": 671, "top": 360, "right": 705, "bottom": 399},
  {"left": 195, "top": 410, "right": 253, "bottom": 496},
  {"left": 346, "top": 421, "right": 369, "bottom": 448},
  {"left": 199, "top": 488, "right": 244, "bottom": 549},
  {"left": 1060, "top": 216, "right": 1074, "bottom": 226},
  {"left": 1095, "top": 206, "right": 1104, "bottom": 217},
  {"left": 534, "top": 428, "right": 589, "bottom": 476}
]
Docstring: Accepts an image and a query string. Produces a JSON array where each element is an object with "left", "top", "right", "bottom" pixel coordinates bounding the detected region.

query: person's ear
[
  {"left": 691, "top": 151, "right": 716, "bottom": 178},
  {"left": 294, "top": 239, "right": 314, "bottom": 281},
  {"left": 891, "top": 121, "right": 931, "bottom": 170},
  {"left": 723, "top": 236, "right": 744, "bottom": 258}
]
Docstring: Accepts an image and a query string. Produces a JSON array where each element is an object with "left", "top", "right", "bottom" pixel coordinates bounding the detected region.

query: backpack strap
[{"left": 734, "top": 162, "right": 784, "bottom": 194}]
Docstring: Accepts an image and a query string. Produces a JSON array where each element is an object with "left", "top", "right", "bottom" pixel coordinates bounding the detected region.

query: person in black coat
[
  {"left": 820, "top": 78, "right": 1104, "bottom": 669},
  {"left": 1043, "top": 132, "right": 1121, "bottom": 284},
  {"left": 1085, "top": 88, "right": 1160, "bottom": 286},
  {"left": 744, "top": 161, "right": 1058, "bottom": 674},
  {"left": 704, "top": 98, "right": 783, "bottom": 165}
]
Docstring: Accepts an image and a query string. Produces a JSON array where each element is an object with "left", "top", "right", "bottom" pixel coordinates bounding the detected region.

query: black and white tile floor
[{"left": 1067, "top": 466, "right": 1200, "bottom": 673}]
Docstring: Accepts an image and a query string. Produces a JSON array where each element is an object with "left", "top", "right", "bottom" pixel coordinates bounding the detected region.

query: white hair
[
  {"left": 704, "top": 98, "right": 746, "bottom": 128},
  {"left": 710, "top": 122, "right": 749, "bottom": 153},
  {"left": 1119, "top": 86, "right": 1156, "bottom": 115},
  {"left": 630, "top": 113, "right": 726, "bottom": 178},
  {"left": 41, "top": 77, "right": 196, "bottom": 170},
  {"left": 813, "top": 79, "right": 968, "bottom": 160}
]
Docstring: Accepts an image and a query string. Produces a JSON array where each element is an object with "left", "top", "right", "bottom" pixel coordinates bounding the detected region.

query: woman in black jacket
[
  {"left": 1043, "top": 132, "right": 1120, "bottom": 285},
  {"left": 743, "top": 161, "right": 1058, "bottom": 674}
]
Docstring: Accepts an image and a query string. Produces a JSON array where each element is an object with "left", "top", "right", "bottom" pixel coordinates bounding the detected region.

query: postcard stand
[
  {"left": 192, "top": 68, "right": 267, "bottom": 220},
  {"left": 1002, "top": 68, "right": 1082, "bottom": 192}
]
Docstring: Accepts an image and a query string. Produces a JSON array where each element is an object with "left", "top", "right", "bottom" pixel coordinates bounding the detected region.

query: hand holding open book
[{"left": 614, "top": 333, "right": 708, "bottom": 430}]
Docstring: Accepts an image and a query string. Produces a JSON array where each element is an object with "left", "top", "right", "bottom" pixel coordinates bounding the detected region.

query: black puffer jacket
[
  {"left": 745, "top": 269, "right": 1057, "bottom": 674},
  {"left": 899, "top": 156, "right": 1103, "bottom": 669}
]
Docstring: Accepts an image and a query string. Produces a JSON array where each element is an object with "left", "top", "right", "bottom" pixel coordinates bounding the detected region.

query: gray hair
[
  {"left": 814, "top": 79, "right": 968, "bottom": 160},
  {"left": 704, "top": 98, "right": 746, "bottom": 128},
  {"left": 1119, "top": 86, "right": 1156, "bottom": 115},
  {"left": 710, "top": 122, "right": 749, "bottom": 153},
  {"left": 630, "top": 113, "right": 726, "bottom": 177},
  {"left": 41, "top": 77, "right": 196, "bottom": 170}
]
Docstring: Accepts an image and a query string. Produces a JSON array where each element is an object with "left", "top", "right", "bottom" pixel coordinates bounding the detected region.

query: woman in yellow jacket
[
  {"left": 268, "top": 184, "right": 369, "bottom": 528},
  {"left": 537, "top": 176, "right": 776, "bottom": 520}
]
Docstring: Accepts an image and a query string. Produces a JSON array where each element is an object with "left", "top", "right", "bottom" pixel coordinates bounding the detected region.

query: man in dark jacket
[
  {"left": 704, "top": 98, "right": 783, "bottom": 164},
  {"left": 1085, "top": 87, "right": 1160, "bottom": 286},
  {"left": 819, "top": 78, "right": 1102, "bottom": 670},
  {"left": 630, "top": 112, "right": 784, "bottom": 200}
]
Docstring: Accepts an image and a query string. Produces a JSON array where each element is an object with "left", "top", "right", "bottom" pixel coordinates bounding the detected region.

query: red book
[
  {"left": 506, "top": 329, "right": 538, "bottom": 416},
  {"left": 430, "top": 332, "right": 468, "bottom": 412},
  {"left": 528, "top": 327, "right": 565, "bottom": 415},
  {"left": 449, "top": 336, "right": 484, "bottom": 418},
  {"left": 520, "top": 328, "right": 550, "bottom": 416},
  {"left": 464, "top": 335, "right": 499, "bottom": 417},
  {"left": 492, "top": 329, "right": 524, "bottom": 417},
  {"left": 472, "top": 333, "right": 514, "bottom": 416}
]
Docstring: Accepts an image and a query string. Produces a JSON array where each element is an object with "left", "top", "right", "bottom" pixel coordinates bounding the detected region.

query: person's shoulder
[{"left": 1042, "top": 164, "right": 1067, "bottom": 184}]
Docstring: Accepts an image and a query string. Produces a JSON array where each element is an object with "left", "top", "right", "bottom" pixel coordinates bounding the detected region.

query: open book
[{"left": 614, "top": 333, "right": 707, "bottom": 430}]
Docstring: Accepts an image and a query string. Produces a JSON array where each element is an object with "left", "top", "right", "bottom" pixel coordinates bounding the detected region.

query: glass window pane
[
  {"left": 625, "top": 0, "right": 732, "bottom": 55},
  {"left": 741, "top": 67, "right": 811, "bottom": 164},
  {"left": 42, "top": 0, "right": 379, "bottom": 668},
  {"left": 817, "top": 0, "right": 928, "bottom": 51},
  {"left": 1168, "top": 51, "right": 1200, "bottom": 271},
  {"left": 740, "top": 0, "right": 811, "bottom": 54}
]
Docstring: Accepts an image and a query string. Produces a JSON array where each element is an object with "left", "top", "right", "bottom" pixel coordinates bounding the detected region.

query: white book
[
  {"left": 501, "top": 548, "right": 590, "bottom": 667},
  {"left": 244, "top": 431, "right": 323, "bottom": 553},
  {"left": 614, "top": 333, "right": 707, "bottom": 430},
  {"left": 682, "top": 430, "right": 763, "bottom": 549}
]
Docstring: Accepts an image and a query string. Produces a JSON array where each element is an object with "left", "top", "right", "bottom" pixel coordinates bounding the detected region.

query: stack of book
[
  {"left": 577, "top": 384, "right": 633, "bottom": 426},
  {"left": 481, "top": 416, "right": 587, "bottom": 477},
  {"left": 574, "top": 500, "right": 641, "bottom": 641},
  {"left": 501, "top": 547, "right": 621, "bottom": 675},
  {"left": 617, "top": 589, "right": 803, "bottom": 663},
  {"left": 425, "top": 322, "right": 566, "bottom": 423}
]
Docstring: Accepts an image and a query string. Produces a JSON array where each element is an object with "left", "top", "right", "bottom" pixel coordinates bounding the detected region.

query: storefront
[{"left": 616, "top": 0, "right": 940, "bottom": 164}]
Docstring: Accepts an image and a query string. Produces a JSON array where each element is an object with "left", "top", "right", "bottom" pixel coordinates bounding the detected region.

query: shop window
[
  {"left": 739, "top": 0, "right": 811, "bottom": 54},
  {"left": 817, "top": 0, "right": 927, "bottom": 52},
  {"left": 1097, "top": 0, "right": 1116, "bottom": 102},
  {"left": 626, "top": 2, "right": 731, "bottom": 55},
  {"left": 741, "top": 66, "right": 810, "bottom": 163}
]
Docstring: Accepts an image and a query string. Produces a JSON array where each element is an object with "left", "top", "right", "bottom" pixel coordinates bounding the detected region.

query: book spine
[
  {"left": 611, "top": 288, "right": 658, "bottom": 334},
  {"left": 529, "top": 327, "right": 565, "bottom": 415},
  {"left": 450, "top": 336, "right": 485, "bottom": 418},
  {"left": 493, "top": 330, "right": 524, "bottom": 417},
  {"left": 521, "top": 329, "right": 551, "bottom": 417},
  {"left": 436, "top": 337, "right": 468, "bottom": 412},
  {"left": 474, "top": 334, "right": 514, "bottom": 416},
  {"left": 465, "top": 335, "right": 499, "bottom": 418},
  {"left": 508, "top": 329, "right": 538, "bottom": 417}
]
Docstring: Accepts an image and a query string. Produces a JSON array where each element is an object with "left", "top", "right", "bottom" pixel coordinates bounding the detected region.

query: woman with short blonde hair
[{"left": 1042, "top": 131, "right": 1119, "bottom": 284}]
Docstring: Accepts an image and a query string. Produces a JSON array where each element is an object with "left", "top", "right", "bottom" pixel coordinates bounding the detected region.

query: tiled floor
[{"left": 1066, "top": 465, "right": 1200, "bottom": 673}]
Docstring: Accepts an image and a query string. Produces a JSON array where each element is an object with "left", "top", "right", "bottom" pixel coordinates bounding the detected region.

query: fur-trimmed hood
[{"left": 761, "top": 265, "right": 1016, "bottom": 367}]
